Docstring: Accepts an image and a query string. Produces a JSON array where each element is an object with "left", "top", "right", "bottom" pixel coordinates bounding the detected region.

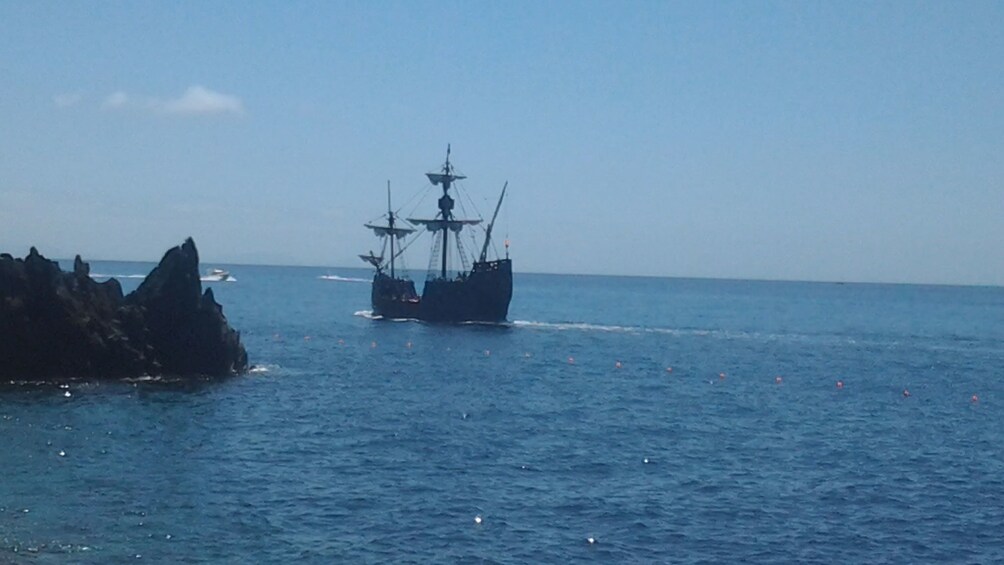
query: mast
[
  {"left": 440, "top": 147, "right": 450, "bottom": 278},
  {"left": 387, "top": 181, "right": 395, "bottom": 279},
  {"left": 363, "top": 184, "right": 415, "bottom": 273},
  {"left": 409, "top": 145, "right": 480, "bottom": 279},
  {"left": 479, "top": 181, "right": 508, "bottom": 263}
]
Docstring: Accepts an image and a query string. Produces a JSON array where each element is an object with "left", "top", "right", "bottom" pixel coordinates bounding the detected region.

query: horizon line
[{"left": 37, "top": 254, "right": 1004, "bottom": 291}]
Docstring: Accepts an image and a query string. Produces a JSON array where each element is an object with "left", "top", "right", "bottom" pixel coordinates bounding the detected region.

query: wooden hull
[{"left": 371, "top": 259, "right": 512, "bottom": 323}]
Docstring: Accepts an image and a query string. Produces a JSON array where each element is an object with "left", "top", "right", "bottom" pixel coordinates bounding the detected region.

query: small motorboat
[{"left": 202, "top": 268, "right": 236, "bottom": 282}]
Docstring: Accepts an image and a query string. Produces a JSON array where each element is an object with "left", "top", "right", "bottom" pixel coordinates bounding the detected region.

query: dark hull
[{"left": 372, "top": 259, "right": 512, "bottom": 323}]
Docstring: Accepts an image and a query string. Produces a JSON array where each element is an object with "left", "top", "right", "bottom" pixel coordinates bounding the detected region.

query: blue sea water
[{"left": 3, "top": 263, "right": 1004, "bottom": 563}]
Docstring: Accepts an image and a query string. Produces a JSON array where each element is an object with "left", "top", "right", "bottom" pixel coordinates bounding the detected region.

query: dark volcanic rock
[{"left": 0, "top": 238, "right": 248, "bottom": 380}]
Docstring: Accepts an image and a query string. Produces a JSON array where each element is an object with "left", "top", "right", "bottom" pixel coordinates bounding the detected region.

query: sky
[{"left": 1, "top": 1, "right": 1002, "bottom": 285}]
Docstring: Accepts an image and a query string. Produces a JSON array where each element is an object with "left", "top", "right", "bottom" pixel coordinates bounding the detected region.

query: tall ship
[{"left": 360, "top": 147, "right": 513, "bottom": 322}]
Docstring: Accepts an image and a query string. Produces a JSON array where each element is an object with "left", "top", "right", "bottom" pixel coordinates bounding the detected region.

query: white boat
[{"left": 202, "top": 268, "right": 236, "bottom": 282}]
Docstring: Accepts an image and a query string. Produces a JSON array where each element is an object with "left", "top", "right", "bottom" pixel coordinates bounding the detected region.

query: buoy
[
  {"left": 615, "top": 361, "right": 622, "bottom": 369},
  {"left": 836, "top": 380, "right": 844, "bottom": 389},
  {"left": 972, "top": 394, "right": 979, "bottom": 403},
  {"left": 775, "top": 376, "right": 783, "bottom": 384},
  {"left": 902, "top": 389, "right": 911, "bottom": 398},
  {"left": 474, "top": 515, "right": 482, "bottom": 525}
]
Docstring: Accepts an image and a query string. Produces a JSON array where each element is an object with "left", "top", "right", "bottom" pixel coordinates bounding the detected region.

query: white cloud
[
  {"left": 161, "top": 85, "right": 244, "bottom": 116},
  {"left": 103, "top": 91, "right": 130, "bottom": 109},
  {"left": 99, "top": 86, "right": 244, "bottom": 116},
  {"left": 53, "top": 92, "right": 82, "bottom": 108}
]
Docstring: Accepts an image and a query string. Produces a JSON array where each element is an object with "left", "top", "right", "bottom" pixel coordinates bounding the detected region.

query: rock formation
[{"left": 0, "top": 238, "right": 248, "bottom": 380}]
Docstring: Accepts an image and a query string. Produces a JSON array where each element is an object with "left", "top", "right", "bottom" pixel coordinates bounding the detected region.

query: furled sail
[
  {"left": 408, "top": 218, "right": 482, "bottom": 233},
  {"left": 364, "top": 224, "right": 415, "bottom": 238},
  {"left": 358, "top": 252, "right": 383, "bottom": 268},
  {"left": 425, "top": 172, "right": 467, "bottom": 186}
]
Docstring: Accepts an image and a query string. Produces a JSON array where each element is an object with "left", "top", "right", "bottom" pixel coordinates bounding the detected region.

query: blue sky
[{"left": 1, "top": 1, "right": 1002, "bottom": 284}]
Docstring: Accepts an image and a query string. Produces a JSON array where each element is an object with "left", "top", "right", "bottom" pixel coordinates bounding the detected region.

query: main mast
[
  {"left": 438, "top": 147, "right": 454, "bottom": 278},
  {"left": 408, "top": 146, "right": 480, "bottom": 279},
  {"left": 423, "top": 145, "right": 468, "bottom": 279},
  {"left": 387, "top": 181, "right": 395, "bottom": 279}
]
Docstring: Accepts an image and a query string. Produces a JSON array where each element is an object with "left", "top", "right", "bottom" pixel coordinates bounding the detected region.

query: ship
[{"left": 360, "top": 146, "right": 512, "bottom": 322}]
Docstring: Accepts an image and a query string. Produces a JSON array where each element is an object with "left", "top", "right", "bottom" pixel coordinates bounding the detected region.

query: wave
[
  {"left": 92, "top": 273, "right": 236, "bottom": 283},
  {"left": 509, "top": 319, "right": 1004, "bottom": 355},
  {"left": 353, "top": 310, "right": 424, "bottom": 323},
  {"left": 512, "top": 320, "right": 683, "bottom": 335},
  {"left": 320, "top": 275, "right": 371, "bottom": 283},
  {"left": 121, "top": 375, "right": 166, "bottom": 383},
  {"left": 90, "top": 273, "right": 147, "bottom": 279},
  {"left": 510, "top": 319, "right": 830, "bottom": 344}
]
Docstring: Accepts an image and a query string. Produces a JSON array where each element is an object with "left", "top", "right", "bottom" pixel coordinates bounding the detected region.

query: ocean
[{"left": 3, "top": 263, "right": 1003, "bottom": 563}]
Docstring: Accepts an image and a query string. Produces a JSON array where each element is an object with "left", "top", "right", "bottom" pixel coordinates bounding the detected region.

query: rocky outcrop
[{"left": 0, "top": 238, "right": 248, "bottom": 380}]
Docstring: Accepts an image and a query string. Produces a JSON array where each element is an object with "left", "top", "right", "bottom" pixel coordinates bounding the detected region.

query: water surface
[{"left": 3, "top": 265, "right": 1003, "bottom": 562}]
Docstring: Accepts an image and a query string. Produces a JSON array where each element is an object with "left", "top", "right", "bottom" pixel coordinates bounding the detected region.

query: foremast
[{"left": 362, "top": 182, "right": 414, "bottom": 277}]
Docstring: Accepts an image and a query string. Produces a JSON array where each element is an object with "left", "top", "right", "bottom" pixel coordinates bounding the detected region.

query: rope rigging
[{"left": 362, "top": 153, "right": 507, "bottom": 280}]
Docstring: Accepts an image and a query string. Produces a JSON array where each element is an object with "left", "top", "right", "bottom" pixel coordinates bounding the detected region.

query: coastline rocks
[{"left": 0, "top": 238, "right": 248, "bottom": 380}]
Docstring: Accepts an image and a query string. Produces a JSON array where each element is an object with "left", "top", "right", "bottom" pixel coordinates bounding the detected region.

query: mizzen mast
[{"left": 479, "top": 181, "right": 507, "bottom": 263}]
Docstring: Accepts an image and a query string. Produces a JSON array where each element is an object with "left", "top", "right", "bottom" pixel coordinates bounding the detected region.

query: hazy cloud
[
  {"left": 53, "top": 93, "right": 82, "bottom": 108},
  {"left": 103, "top": 91, "right": 130, "bottom": 109},
  {"left": 161, "top": 86, "right": 244, "bottom": 116},
  {"left": 99, "top": 86, "right": 244, "bottom": 116}
]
